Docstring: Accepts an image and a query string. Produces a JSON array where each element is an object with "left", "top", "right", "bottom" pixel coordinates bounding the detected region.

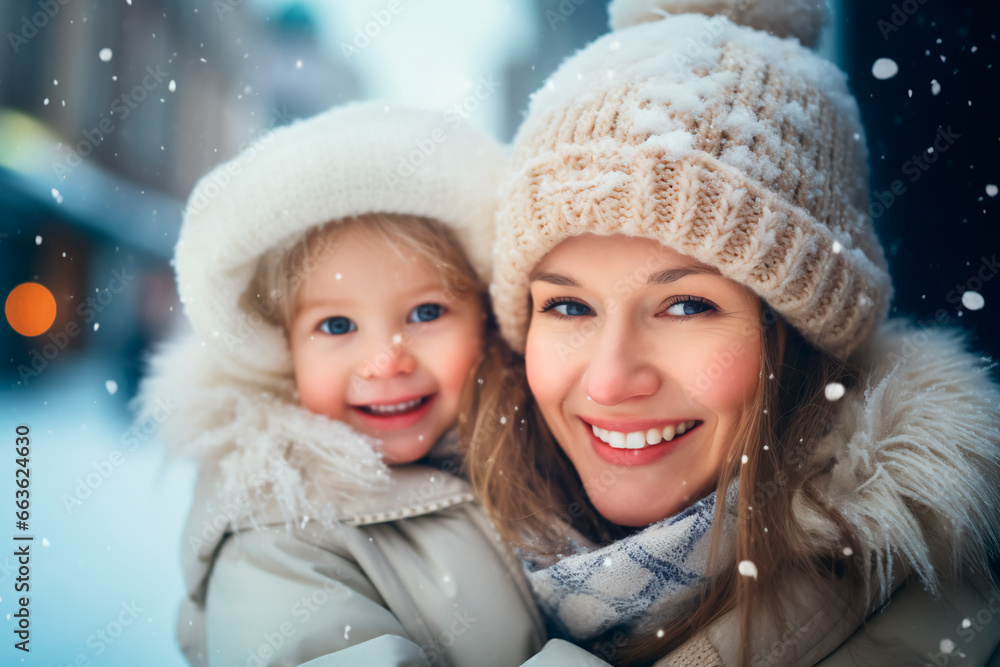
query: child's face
[{"left": 289, "top": 226, "right": 484, "bottom": 465}]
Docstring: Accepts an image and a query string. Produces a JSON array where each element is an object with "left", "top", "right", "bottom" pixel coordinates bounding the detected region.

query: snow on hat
[
  {"left": 175, "top": 100, "right": 506, "bottom": 379},
  {"left": 491, "top": 0, "right": 893, "bottom": 360}
]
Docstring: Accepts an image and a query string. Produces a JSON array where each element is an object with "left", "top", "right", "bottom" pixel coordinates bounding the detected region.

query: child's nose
[{"left": 357, "top": 332, "right": 417, "bottom": 379}]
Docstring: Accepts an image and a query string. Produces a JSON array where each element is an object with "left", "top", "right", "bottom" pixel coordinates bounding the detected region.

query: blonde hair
[
  {"left": 249, "top": 213, "right": 487, "bottom": 333},
  {"left": 460, "top": 298, "right": 867, "bottom": 667}
]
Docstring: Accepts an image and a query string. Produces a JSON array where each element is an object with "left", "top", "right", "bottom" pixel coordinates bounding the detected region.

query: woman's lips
[
  {"left": 350, "top": 394, "right": 436, "bottom": 431},
  {"left": 581, "top": 417, "right": 702, "bottom": 467}
]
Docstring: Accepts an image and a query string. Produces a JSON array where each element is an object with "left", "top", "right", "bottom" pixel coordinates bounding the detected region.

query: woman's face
[{"left": 525, "top": 234, "right": 769, "bottom": 527}]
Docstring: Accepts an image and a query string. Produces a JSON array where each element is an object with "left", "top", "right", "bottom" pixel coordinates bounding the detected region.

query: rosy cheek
[
  {"left": 680, "top": 339, "right": 759, "bottom": 413},
  {"left": 525, "top": 330, "right": 560, "bottom": 414}
]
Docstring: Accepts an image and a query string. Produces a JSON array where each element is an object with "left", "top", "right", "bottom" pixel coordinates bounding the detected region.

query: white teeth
[
  {"left": 594, "top": 421, "right": 700, "bottom": 449},
  {"left": 367, "top": 398, "right": 422, "bottom": 415},
  {"left": 662, "top": 424, "right": 676, "bottom": 441}
]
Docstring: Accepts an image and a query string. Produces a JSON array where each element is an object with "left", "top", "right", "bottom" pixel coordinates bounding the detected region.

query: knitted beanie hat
[
  {"left": 491, "top": 0, "right": 893, "bottom": 361},
  {"left": 176, "top": 100, "right": 506, "bottom": 380}
]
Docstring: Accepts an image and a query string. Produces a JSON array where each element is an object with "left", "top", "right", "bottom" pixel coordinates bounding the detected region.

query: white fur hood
[{"left": 793, "top": 317, "right": 1000, "bottom": 603}]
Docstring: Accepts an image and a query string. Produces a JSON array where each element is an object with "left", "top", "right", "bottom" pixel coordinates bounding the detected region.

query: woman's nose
[
  {"left": 358, "top": 332, "right": 417, "bottom": 380},
  {"left": 579, "top": 320, "right": 660, "bottom": 406}
]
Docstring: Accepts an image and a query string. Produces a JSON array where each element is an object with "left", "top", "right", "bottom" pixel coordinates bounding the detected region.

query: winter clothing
[
  {"left": 138, "top": 101, "right": 546, "bottom": 666},
  {"left": 175, "top": 419, "right": 544, "bottom": 667},
  {"left": 521, "top": 318, "right": 1000, "bottom": 666},
  {"left": 487, "top": 0, "right": 1000, "bottom": 664},
  {"left": 521, "top": 481, "right": 738, "bottom": 641},
  {"left": 177, "top": 100, "right": 505, "bottom": 384},
  {"left": 491, "top": 0, "right": 892, "bottom": 361}
]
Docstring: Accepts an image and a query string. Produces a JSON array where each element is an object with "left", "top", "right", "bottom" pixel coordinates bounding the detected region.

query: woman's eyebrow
[
  {"left": 648, "top": 266, "right": 721, "bottom": 285},
  {"left": 529, "top": 271, "right": 581, "bottom": 287}
]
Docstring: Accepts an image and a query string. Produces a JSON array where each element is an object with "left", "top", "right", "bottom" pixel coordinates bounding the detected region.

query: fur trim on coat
[
  {"left": 793, "top": 317, "right": 1000, "bottom": 606},
  {"left": 134, "top": 325, "right": 391, "bottom": 527}
]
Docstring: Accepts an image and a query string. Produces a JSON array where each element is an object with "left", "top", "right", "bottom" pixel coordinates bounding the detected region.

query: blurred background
[{"left": 0, "top": 1, "right": 996, "bottom": 664}]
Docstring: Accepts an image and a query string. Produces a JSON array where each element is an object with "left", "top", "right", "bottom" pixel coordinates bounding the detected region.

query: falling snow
[
  {"left": 825, "top": 382, "right": 846, "bottom": 401},
  {"left": 99, "top": 48, "right": 113, "bottom": 62},
  {"left": 51, "top": 188, "right": 63, "bottom": 203},
  {"left": 737, "top": 560, "right": 758, "bottom": 579},
  {"left": 961, "top": 291, "right": 984, "bottom": 311},
  {"left": 986, "top": 184, "right": 998, "bottom": 197},
  {"left": 105, "top": 380, "right": 118, "bottom": 395},
  {"left": 940, "top": 639, "right": 956, "bottom": 654},
  {"left": 931, "top": 79, "right": 942, "bottom": 95},
  {"left": 168, "top": 79, "right": 177, "bottom": 92},
  {"left": 871, "top": 58, "right": 898, "bottom": 80},
  {"left": 35, "top": 235, "right": 42, "bottom": 245}
]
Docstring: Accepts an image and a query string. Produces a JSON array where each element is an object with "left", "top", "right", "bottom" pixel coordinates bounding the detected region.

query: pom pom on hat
[{"left": 608, "top": 0, "right": 830, "bottom": 48}]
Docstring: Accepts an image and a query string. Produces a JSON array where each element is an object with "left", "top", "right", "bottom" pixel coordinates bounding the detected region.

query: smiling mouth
[
  {"left": 587, "top": 420, "right": 703, "bottom": 449},
  {"left": 353, "top": 395, "right": 433, "bottom": 416}
]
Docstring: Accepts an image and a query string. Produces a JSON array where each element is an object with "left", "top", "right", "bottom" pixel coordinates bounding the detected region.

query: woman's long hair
[{"left": 460, "top": 298, "right": 868, "bottom": 666}]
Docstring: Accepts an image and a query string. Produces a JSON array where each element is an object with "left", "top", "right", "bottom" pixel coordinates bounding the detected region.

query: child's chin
[{"left": 379, "top": 437, "right": 437, "bottom": 465}]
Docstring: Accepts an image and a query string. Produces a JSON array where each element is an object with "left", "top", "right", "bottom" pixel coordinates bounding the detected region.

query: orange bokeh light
[{"left": 5, "top": 282, "right": 57, "bottom": 337}]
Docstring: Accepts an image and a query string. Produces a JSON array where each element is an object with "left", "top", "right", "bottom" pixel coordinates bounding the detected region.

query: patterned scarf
[{"left": 519, "top": 482, "right": 739, "bottom": 641}]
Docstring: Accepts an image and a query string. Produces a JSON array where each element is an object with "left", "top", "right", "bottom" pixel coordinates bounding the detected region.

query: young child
[{"left": 137, "top": 102, "right": 543, "bottom": 666}]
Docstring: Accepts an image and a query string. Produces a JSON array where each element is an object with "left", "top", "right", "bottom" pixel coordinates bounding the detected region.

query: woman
[{"left": 463, "top": 1, "right": 1000, "bottom": 665}]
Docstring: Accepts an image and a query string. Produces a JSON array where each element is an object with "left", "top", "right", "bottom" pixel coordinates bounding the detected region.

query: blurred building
[{"left": 0, "top": 0, "right": 360, "bottom": 389}]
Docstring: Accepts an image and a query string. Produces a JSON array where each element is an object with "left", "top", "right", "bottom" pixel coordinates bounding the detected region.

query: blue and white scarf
[{"left": 519, "top": 483, "right": 739, "bottom": 641}]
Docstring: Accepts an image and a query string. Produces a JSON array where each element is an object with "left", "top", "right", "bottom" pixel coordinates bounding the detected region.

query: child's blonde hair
[{"left": 249, "top": 213, "right": 487, "bottom": 333}]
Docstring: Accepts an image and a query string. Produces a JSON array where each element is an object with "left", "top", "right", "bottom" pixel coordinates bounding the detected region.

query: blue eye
[
  {"left": 409, "top": 303, "right": 444, "bottom": 323},
  {"left": 319, "top": 316, "right": 356, "bottom": 335},
  {"left": 664, "top": 298, "right": 715, "bottom": 318},
  {"left": 540, "top": 299, "right": 592, "bottom": 317}
]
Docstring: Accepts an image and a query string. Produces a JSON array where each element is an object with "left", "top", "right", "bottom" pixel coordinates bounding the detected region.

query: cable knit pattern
[
  {"left": 653, "top": 631, "right": 724, "bottom": 667},
  {"left": 491, "top": 10, "right": 892, "bottom": 361}
]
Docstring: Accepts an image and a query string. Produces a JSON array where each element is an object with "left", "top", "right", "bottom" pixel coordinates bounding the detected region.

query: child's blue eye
[
  {"left": 540, "top": 299, "right": 592, "bottom": 317},
  {"left": 409, "top": 303, "right": 444, "bottom": 323},
  {"left": 319, "top": 316, "right": 356, "bottom": 335}
]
